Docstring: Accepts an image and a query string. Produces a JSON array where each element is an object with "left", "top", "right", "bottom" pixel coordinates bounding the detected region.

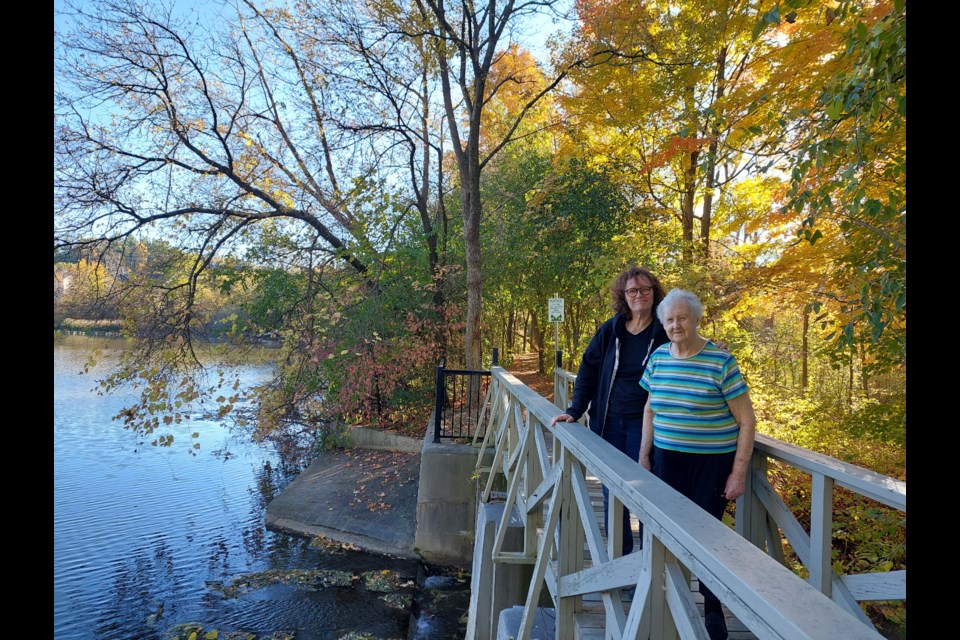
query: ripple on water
[{"left": 55, "top": 337, "right": 472, "bottom": 640}]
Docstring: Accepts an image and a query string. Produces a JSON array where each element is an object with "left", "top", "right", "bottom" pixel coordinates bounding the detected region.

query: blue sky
[{"left": 55, "top": 0, "right": 575, "bottom": 66}]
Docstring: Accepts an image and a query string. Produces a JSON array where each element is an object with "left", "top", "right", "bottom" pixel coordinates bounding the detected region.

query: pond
[{"left": 53, "top": 335, "right": 469, "bottom": 639}]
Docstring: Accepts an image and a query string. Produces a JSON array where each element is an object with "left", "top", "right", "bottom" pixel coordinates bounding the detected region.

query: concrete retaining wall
[
  {"left": 413, "top": 419, "right": 492, "bottom": 567},
  {"left": 346, "top": 425, "right": 422, "bottom": 453}
]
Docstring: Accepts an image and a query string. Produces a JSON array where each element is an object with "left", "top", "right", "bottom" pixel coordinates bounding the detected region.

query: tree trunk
[
  {"left": 801, "top": 306, "right": 809, "bottom": 393},
  {"left": 529, "top": 307, "right": 545, "bottom": 374},
  {"left": 462, "top": 161, "right": 484, "bottom": 369},
  {"left": 701, "top": 46, "right": 727, "bottom": 259},
  {"left": 519, "top": 310, "right": 530, "bottom": 353},
  {"left": 680, "top": 82, "right": 699, "bottom": 264},
  {"left": 847, "top": 347, "right": 854, "bottom": 408},
  {"left": 681, "top": 149, "right": 699, "bottom": 263},
  {"left": 766, "top": 316, "right": 778, "bottom": 386},
  {"left": 860, "top": 340, "right": 870, "bottom": 399},
  {"left": 569, "top": 300, "right": 582, "bottom": 357},
  {"left": 422, "top": 0, "right": 575, "bottom": 370}
]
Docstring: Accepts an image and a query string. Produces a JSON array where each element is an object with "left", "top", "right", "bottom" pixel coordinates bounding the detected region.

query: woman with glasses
[{"left": 550, "top": 264, "right": 668, "bottom": 557}]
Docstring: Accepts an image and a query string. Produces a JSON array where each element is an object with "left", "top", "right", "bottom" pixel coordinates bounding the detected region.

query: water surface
[{"left": 54, "top": 335, "right": 445, "bottom": 640}]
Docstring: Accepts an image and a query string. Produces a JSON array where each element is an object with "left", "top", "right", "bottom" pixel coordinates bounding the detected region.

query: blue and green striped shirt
[{"left": 639, "top": 341, "right": 748, "bottom": 454}]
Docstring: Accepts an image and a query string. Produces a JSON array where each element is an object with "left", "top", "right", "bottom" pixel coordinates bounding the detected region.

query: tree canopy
[{"left": 55, "top": 0, "right": 905, "bottom": 462}]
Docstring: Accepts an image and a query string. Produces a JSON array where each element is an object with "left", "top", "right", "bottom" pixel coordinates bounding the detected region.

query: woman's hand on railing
[{"left": 550, "top": 413, "right": 575, "bottom": 426}]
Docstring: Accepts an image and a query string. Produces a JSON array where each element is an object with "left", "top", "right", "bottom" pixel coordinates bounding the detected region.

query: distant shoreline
[
  {"left": 56, "top": 318, "right": 122, "bottom": 333},
  {"left": 54, "top": 325, "right": 283, "bottom": 347}
]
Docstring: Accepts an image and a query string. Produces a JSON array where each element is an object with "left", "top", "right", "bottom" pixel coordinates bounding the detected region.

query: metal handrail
[{"left": 432, "top": 348, "right": 498, "bottom": 443}]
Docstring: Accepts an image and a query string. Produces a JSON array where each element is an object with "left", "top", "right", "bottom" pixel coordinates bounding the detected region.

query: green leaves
[
  {"left": 752, "top": 4, "right": 782, "bottom": 40},
  {"left": 824, "top": 96, "right": 845, "bottom": 120},
  {"left": 796, "top": 227, "right": 823, "bottom": 244},
  {"left": 773, "top": 0, "right": 905, "bottom": 368}
]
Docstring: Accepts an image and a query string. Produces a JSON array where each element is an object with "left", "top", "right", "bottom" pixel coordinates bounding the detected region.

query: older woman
[
  {"left": 551, "top": 264, "right": 669, "bottom": 557},
  {"left": 639, "top": 289, "right": 756, "bottom": 640}
]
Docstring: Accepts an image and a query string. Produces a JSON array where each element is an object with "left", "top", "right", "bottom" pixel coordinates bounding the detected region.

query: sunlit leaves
[
  {"left": 773, "top": 0, "right": 905, "bottom": 363},
  {"left": 480, "top": 44, "right": 556, "bottom": 156}
]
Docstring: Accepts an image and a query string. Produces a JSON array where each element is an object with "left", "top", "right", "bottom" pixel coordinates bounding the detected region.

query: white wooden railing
[
  {"left": 473, "top": 366, "right": 898, "bottom": 639},
  {"left": 738, "top": 434, "right": 906, "bottom": 624},
  {"left": 558, "top": 364, "right": 906, "bottom": 621}
]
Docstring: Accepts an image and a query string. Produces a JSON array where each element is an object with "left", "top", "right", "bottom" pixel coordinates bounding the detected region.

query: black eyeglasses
[{"left": 625, "top": 286, "right": 653, "bottom": 297}]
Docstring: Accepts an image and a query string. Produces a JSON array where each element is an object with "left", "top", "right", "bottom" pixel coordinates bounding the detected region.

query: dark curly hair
[{"left": 611, "top": 265, "right": 666, "bottom": 319}]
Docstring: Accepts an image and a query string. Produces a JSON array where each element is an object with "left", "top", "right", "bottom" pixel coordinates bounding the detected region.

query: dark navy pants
[
  {"left": 601, "top": 414, "right": 644, "bottom": 556},
  {"left": 653, "top": 446, "right": 736, "bottom": 613}
]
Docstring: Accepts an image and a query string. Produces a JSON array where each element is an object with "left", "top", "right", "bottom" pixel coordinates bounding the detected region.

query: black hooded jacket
[{"left": 564, "top": 314, "right": 668, "bottom": 438}]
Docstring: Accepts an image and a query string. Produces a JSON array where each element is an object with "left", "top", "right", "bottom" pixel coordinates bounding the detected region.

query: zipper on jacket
[
  {"left": 600, "top": 335, "right": 620, "bottom": 439},
  {"left": 601, "top": 319, "right": 659, "bottom": 438}
]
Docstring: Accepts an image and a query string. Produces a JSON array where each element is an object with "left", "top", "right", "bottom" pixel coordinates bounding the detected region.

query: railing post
[
  {"left": 738, "top": 450, "right": 764, "bottom": 546},
  {"left": 809, "top": 472, "right": 835, "bottom": 597},
  {"left": 433, "top": 356, "right": 446, "bottom": 443},
  {"left": 557, "top": 450, "right": 584, "bottom": 635},
  {"left": 453, "top": 373, "right": 461, "bottom": 438},
  {"left": 553, "top": 350, "right": 564, "bottom": 410}
]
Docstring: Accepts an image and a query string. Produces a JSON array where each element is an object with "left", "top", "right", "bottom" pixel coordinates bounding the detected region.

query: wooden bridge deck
[{"left": 576, "top": 471, "right": 756, "bottom": 640}]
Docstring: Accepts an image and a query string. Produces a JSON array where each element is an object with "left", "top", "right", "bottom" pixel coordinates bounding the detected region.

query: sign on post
[
  {"left": 549, "top": 295, "right": 564, "bottom": 370},
  {"left": 548, "top": 297, "right": 565, "bottom": 323}
]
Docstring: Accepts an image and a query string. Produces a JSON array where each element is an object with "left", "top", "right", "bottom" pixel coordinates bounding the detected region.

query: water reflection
[
  {"left": 242, "top": 463, "right": 285, "bottom": 560},
  {"left": 54, "top": 335, "right": 468, "bottom": 640},
  {"left": 94, "top": 538, "right": 184, "bottom": 640},
  {"left": 55, "top": 336, "right": 375, "bottom": 639}
]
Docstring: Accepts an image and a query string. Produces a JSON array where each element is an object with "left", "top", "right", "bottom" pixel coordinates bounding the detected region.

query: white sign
[{"left": 548, "top": 297, "right": 565, "bottom": 323}]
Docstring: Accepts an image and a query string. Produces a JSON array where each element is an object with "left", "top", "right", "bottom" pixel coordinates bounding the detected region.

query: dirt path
[{"left": 506, "top": 351, "right": 555, "bottom": 401}]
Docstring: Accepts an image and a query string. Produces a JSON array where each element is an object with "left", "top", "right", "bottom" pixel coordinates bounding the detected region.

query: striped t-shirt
[{"left": 639, "top": 341, "right": 748, "bottom": 454}]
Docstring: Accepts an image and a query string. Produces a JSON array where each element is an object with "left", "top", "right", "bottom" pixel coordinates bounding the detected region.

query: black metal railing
[{"left": 433, "top": 348, "right": 498, "bottom": 443}]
